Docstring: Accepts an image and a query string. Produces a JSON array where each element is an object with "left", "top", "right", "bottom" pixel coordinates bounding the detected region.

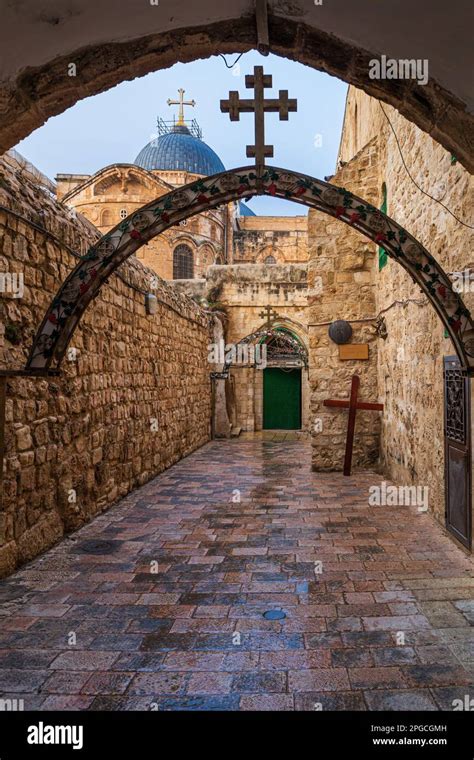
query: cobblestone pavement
[{"left": 0, "top": 439, "right": 473, "bottom": 711}]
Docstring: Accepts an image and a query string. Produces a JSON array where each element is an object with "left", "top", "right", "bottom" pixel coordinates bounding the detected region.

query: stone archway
[
  {"left": 228, "top": 322, "right": 309, "bottom": 432},
  {"left": 211, "top": 318, "right": 309, "bottom": 435},
  {"left": 26, "top": 165, "right": 474, "bottom": 373},
  {"left": 1, "top": 8, "right": 473, "bottom": 171}
]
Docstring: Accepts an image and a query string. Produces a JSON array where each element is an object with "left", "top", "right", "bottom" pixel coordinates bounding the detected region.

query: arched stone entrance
[
  {"left": 1, "top": 8, "right": 472, "bottom": 171},
  {"left": 216, "top": 320, "right": 309, "bottom": 434},
  {"left": 26, "top": 166, "right": 474, "bottom": 374}
]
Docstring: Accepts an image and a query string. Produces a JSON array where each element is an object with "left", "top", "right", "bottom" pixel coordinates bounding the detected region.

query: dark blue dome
[
  {"left": 239, "top": 201, "right": 256, "bottom": 216},
  {"left": 134, "top": 125, "right": 225, "bottom": 176}
]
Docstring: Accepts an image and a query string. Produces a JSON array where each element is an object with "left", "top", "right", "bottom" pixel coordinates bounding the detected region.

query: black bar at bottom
[{"left": 0, "top": 710, "right": 471, "bottom": 757}]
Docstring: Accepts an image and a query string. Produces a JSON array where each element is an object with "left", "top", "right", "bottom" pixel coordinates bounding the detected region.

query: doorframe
[{"left": 444, "top": 355, "right": 472, "bottom": 550}]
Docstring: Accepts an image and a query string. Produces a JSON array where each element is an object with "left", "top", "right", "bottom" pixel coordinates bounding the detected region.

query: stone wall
[
  {"left": 337, "top": 87, "right": 384, "bottom": 168},
  {"left": 233, "top": 216, "right": 308, "bottom": 264},
  {"left": 0, "top": 153, "right": 211, "bottom": 576},
  {"left": 338, "top": 87, "right": 474, "bottom": 528},
  {"left": 375, "top": 104, "right": 473, "bottom": 525},
  {"left": 174, "top": 264, "right": 310, "bottom": 433},
  {"left": 308, "top": 138, "right": 380, "bottom": 472}
]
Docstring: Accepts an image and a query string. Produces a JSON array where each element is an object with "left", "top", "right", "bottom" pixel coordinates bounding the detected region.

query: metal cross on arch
[{"left": 220, "top": 65, "right": 297, "bottom": 179}]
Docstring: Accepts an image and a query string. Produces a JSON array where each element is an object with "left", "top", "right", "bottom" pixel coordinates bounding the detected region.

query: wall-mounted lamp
[{"left": 145, "top": 293, "right": 158, "bottom": 315}]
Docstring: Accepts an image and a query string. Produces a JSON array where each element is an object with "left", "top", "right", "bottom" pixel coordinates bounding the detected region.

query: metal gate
[{"left": 444, "top": 356, "right": 472, "bottom": 549}]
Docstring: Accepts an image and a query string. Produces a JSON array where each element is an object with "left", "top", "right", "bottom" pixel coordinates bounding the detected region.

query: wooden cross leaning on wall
[{"left": 323, "top": 374, "right": 384, "bottom": 476}]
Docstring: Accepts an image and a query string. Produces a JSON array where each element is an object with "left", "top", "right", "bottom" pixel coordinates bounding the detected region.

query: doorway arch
[
  {"left": 216, "top": 320, "right": 309, "bottom": 433},
  {"left": 26, "top": 165, "right": 474, "bottom": 373},
  {"left": 222, "top": 321, "right": 308, "bottom": 372}
]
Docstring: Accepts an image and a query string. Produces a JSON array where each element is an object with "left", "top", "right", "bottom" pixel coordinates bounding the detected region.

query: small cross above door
[{"left": 259, "top": 305, "right": 280, "bottom": 328}]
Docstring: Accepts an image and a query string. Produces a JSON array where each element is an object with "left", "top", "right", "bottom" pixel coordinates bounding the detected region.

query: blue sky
[{"left": 15, "top": 52, "right": 348, "bottom": 216}]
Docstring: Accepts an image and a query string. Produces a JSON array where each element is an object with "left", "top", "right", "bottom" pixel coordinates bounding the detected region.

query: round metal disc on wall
[{"left": 328, "top": 319, "right": 353, "bottom": 345}]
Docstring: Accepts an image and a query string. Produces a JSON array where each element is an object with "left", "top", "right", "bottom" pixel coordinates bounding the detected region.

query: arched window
[
  {"left": 378, "top": 183, "right": 388, "bottom": 271},
  {"left": 119, "top": 208, "right": 127, "bottom": 220},
  {"left": 101, "top": 209, "right": 112, "bottom": 226},
  {"left": 199, "top": 246, "right": 214, "bottom": 267},
  {"left": 173, "top": 244, "right": 194, "bottom": 279},
  {"left": 264, "top": 255, "right": 276, "bottom": 265}
]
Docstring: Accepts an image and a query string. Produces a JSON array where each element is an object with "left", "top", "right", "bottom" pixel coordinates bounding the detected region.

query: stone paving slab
[{"left": 0, "top": 439, "right": 472, "bottom": 711}]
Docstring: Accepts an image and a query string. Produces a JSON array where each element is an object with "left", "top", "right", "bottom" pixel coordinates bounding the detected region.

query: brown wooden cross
[
  {"left": 220, "top": 65, "right": 297, "bottom": 178},
  {"left": 323, "top": 374, "right": 384, "bottom": 476}
]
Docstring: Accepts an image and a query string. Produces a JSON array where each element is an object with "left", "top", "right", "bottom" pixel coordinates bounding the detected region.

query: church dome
[
  {"left": 239, "top": 201, "right": 256, "bottom": 216},
  {"left": 134, "top": 124, "right": 225, "bottom": 176}
]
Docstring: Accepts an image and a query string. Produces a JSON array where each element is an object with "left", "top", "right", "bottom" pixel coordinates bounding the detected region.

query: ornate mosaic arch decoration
[
  {"left": 27, "top": 166, "right": 474, "bottom": 372},
  {"left": 221, "top": 325, "right": 308, "bottom": 372}
]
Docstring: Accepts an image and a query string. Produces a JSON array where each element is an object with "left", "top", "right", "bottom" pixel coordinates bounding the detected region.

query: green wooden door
[{"left": 263, "top": 368, "right": 302, "bottom": 429}]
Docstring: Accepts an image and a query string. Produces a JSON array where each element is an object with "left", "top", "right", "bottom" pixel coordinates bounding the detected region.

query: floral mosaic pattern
[{"left": 27, "top": 166, "right": 474, "bottom": 371}]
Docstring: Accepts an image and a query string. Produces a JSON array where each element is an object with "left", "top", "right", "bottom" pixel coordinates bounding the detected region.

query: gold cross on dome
[
  {"left": 167, "top": 88, "right": 196, "bottom": 126},
  {"left": 220, "top": 66, "right": 297, "bottom": 178},
  {"left": 259, "top": 305, "right": 280, "bottom": 327}
]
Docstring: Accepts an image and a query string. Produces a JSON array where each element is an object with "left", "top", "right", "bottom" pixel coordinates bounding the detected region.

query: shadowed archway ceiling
[{"left": 0, "top": 0, "right": 473, "bottom": 170}]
